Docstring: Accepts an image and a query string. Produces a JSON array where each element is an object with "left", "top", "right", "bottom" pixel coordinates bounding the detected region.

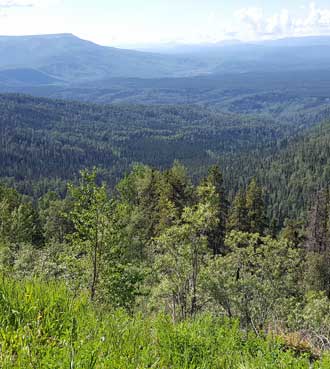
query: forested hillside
[
  {"left": 3, "top": 93, "right": 330, "bottom": 227},
  {"left": 4, "top": 70, "right": 330, "bottom": 116},
  {"left": 258, "top": 121, "right": 330, "bottom": 223},
  {"left": 0, "top": 93, "right": 285, "bottom": 193},
  {"left": 224, "top": 117, "right": 330, "bottom": 226},
  {"left": 2, "top": 90, "right": 330, "bottom": 365}
]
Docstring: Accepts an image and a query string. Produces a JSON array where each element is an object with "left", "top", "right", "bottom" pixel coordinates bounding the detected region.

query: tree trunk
[
  {"left": 91, "top": 217, "right": 99, "bottom": 301},
  {"left": 191, "top": 244, "right": 198, "bottom": 316},
  {"left": 91, "top": 242, "right": 98, "bottom": 300}
]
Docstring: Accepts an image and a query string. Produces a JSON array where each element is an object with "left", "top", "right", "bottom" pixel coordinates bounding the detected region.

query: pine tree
[
  {"left": 305, "top": 188, "right": 330, "bottom": 297},
  {"left": 245, "top": 178, "right": 266, "bottom": 234},
  {"left": 305, "top": 188, "right": 330, "bottom": 253},
  {"left": 281, "top": 219, "right": 304, "bottom": 248},
  {"left": 202, "top": 165, "right": 229, "bottom": 255},
  {"left": 228, "top": 189, "right": 248, "bottom": 232},
  {"left": 157, "top": 161, "right": 193, "bottom": 231}
]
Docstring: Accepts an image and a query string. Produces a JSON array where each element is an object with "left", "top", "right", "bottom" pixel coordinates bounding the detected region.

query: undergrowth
[{"left": 0, "top": 277, "right": 329, "bottom": 368}]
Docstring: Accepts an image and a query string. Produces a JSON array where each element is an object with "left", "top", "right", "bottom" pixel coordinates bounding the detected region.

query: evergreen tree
[
  {"left": 228, "top": 189, "right": 248, "bottom": 232},
  {"left": 245, "top": 179, "right": 266, "bottom": 234},
  {"left": 40, "top": 197, "right": 73, "bottom": 244},
  {"left": 305, "top": 188, "right": 330, "bottom": 253},
  {"left": 202, "top": 165, "right": 229, "bottom": 255},
  {"left": 281, "top": 219, "right": 305, "bottom": 248},
  {"left": 304, "top": 188, "right": 330, "bottom": 297},
  {"left": 157, "top": 161, "right": 194, "bottom": 232}
]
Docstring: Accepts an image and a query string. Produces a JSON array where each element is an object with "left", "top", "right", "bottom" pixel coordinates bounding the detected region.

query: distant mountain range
[
  {"left": 1, "top": 33, "right": 330, "bottom": 108},
  {"left": 1, "top": 34, "right": 330, "bottom": 82},
  {"left": 0, "top": 33, "right": 208, "bottom": 82},
  {"left": 120, "top": 36, "right": 330, "bottom": 54}
]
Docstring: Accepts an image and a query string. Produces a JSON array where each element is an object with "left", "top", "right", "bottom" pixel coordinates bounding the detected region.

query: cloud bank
[{"left": 235, "top": 2, "right": 330, "bottom": 40}]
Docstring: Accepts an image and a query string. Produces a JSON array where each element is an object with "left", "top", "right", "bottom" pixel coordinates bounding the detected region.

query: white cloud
[
  {"left": 0, "top": 0, "right": 60, "bottom": 9},
  {"left": 235, "top": 2, "right": 330, "bottom": 40},
  {"left": 236, "top": 7, "right": 265, "bottom": 35},
  {"left": 0, "top": 1, "right": 330, "bottom": 45},
  {"left": 0, "top": 0, "right": 36, "bottom": 8}
]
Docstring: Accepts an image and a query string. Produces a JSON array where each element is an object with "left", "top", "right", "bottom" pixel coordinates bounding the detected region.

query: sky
[{"left": 1, "top": 0, "right": 330, "bottom": 46}]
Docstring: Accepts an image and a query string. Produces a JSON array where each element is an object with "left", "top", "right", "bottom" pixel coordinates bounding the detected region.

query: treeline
[{"left": 1, "top": 163, "right": 330, "bottom": 356}]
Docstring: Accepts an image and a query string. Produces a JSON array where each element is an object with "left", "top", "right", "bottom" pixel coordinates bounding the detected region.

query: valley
[{"left": 2, "top": 31, "right": 330, "bottom": 368}]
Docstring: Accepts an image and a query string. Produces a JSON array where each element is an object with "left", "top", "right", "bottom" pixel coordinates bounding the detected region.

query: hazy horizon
[
  {"left": 0, "top": 1, "right": 330, "bottom": 47},
  {"left": 3, "top": 31, "right": 330, "bottom": 48}
]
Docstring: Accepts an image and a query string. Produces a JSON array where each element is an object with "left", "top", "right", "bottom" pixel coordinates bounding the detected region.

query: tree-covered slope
[
  {"left": 3, "top": 69, "right": 330, "bottom": 121},
  {"left": 3, "top": 93, "right": 330, "bottom": 226},
  {"left": 0, "top": 68, "right": 61, "bottom": 86},
  {"left": 257, "top": 120, "right": 330, "bottom": 224},
  {"left": 0, "top": 93, "right": 286, "bottom": 193}
]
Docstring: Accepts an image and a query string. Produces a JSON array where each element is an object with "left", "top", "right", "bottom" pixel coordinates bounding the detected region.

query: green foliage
[
  {"left": 39, "top": 192, "right": 73, "bottom": 243},
  {"left": 203, "top": 231, "right": 303, "bottom": 329},
  {"left": 228, "top": 179, "right": 266, "bottom": 234},
  {"left": 202, "top": 165, "right": 228, "bottom": 255},
  {"left": 2, "top": 162, "right": 330, "bottom": 363},
  {"left": 0, "top": 184, "right": 38, "bottom": 244},
  {"left": 0, "top": 277, "right": 325, "bottom": 369},
  {"left": 67, "top": 168, "right": 110, "bottom": 300},
  {"left": 245, "top": 179, "right": 266, "bottom": 234},
  {"left": 153, "top": 183, "right": 219, "bottom": 320},
  {"left": 228, "top": 189, "right": 248, "bottom": 232}
]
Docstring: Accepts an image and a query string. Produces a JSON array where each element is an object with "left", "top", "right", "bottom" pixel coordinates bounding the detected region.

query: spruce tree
[
  {"left": 228, "top": 189, "right": 248, "bottom": 232},
  {"left": 306, "top": 188, "right": 330, "bottom": 253},
  {"left": 245, "top": 178, "right": 266, "bottom": 234},
  {"left": 202, "top": 165, "right": 229, "bottom": 255}
]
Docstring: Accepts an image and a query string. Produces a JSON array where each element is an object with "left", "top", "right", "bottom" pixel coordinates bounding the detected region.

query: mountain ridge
[{"left": 0, "top": 33, "right": 207, "bottom": 81}]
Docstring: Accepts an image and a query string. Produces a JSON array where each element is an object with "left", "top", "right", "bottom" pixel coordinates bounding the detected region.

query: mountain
[
  {"left": 260, "top": 36, "right": 330, "bottom": 47},
  {"left": 0, "top": 33, "right": 207, "bottom": 82},
  {"left": 1, "top": 34, "right": 330, "bottom": 85},
  {"left": 133, "top": 36, "right": 330, "bottom": 54},
  {"left": 1, "top": 34, "right": 330, "bottom": 113},
  {"left": 126, "top": 36, "right": 330, "bottom": 74},
  {"left": 0, "top": 68, "right": 61, "bottom": 86},
  {"left": 127, "top": 39, "right": 242, "bottom": 54}
]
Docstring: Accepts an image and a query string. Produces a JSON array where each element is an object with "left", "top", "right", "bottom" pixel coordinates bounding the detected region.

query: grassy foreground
[{"left": 0, "top": 278, "right": 329, "bottom": 369}]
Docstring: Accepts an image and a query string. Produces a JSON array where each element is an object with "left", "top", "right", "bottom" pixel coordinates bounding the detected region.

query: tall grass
[{"left": 0, "top": 277, "right": 329, "bottom": 368}]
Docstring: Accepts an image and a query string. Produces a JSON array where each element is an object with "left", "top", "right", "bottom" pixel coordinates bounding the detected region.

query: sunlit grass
[{"left": 0, "top": 277, "right": 329, "bottom": 368}]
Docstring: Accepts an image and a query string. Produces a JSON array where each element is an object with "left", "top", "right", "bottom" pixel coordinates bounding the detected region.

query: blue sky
[{"left": 1, "top": 1, "right": 330, "bottom": 46}]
